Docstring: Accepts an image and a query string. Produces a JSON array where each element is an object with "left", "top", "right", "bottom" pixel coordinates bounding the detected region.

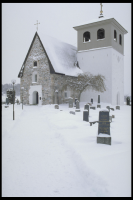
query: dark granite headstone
[
  {"left": 55, "top": 104, "right": 59, "bottom": 109},
  {"left": 76, "top": 100, "right": 80, "bottom": 109},
  {"left": 97, "top": 105, "right": 101, "bottom": 108},
  {"left": 116, "top": 106, "right": 120, "bottom": 110},
  {"left": 127, "top": 97, "right": 130, "bottom": 105},
  {"left": 97, "top": 110, "right": 111, "bottom": 145},
  {"left": 83, "top": 110, "right": 89, "bottom": 122},
  {"left": 70, "top": 111, "right": 75, "bottom": 115},
  {"left": 90, "top": 106, "right": 96, "bottom": 110},
  {"left": 91, "top": 98, "right": 93, "bottom": 104},
  {"left": 98, "top": 111, "right": 110, "bottom": 135},
  {"left": 75, "top": 98, "right": 78, "bottom": 105},
  {"left": 69, "top": 98, "right": 73, "bottom": 108},
  {"left": 98, "top": 95, "right": 100, "bottom": 103},
  {"left": 6, "top": 98, "right": 9, "bottom": 105},
  {"left": 84, "top": 104, "right": 89, "bottom": 111}
]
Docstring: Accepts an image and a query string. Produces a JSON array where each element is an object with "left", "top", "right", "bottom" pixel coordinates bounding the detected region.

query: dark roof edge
[{"left": 18, "top": 32, "right": 38, "bottom": 77}]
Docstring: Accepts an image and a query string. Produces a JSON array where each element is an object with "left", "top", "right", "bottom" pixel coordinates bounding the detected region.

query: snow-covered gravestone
[
  {"left": 83, "top": 110, "right": 89, "bottom": 122},
  {"left": 97, "top": 110, "right": 111, "bottom": 145},
  {"left": 75, "top": 98, "right": 78, "bottom": 106},
  {"left": 55, "top": 104, "right": 59, "bottom": 109},
  {"left": 69, "top": 97, "right": 73, "bottom": 108},
  {"left": 6, "top": 98, "right": 9, "bottom": 105},
  {"left": 76, "top": 101, "right": 79, "bottom": 109},
  {"left": 98, "top": 95, "right": 100, "bottom": 104},
  {"left": 126, "top": 97, "right": 130, "bottom": 105}
]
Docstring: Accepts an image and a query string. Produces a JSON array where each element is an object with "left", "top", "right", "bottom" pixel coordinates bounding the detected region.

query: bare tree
[{"left": 66, "top": 72, "right": 106, "bottom": 94}]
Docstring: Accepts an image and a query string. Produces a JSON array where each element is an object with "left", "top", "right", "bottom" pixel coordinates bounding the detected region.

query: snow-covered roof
[
  {"left": 38, "top": 33, "right": 83, "bottom": 76},
  {"left": 73, "top": 15, "right": 128, "bottom": 34}
]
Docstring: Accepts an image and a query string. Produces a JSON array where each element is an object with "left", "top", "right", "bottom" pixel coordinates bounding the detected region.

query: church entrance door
[{"left": 33, "top": 91, "right": 39, "bottom": 105}]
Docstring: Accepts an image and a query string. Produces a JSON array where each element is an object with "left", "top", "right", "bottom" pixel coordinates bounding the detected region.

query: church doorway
[{"left": 32, "top": 91, "right": 39, "bottom": 105}]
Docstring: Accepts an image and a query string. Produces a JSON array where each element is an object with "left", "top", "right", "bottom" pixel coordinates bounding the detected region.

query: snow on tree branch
[{"left": 66, "top": 72, "right": 106, "bottom": 93}]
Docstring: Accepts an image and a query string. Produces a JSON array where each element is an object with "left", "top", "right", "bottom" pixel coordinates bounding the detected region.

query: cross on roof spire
[
  {"left": 34, "top": 20, "right": 40, "bottom": 31},
  {"left": 99, "top": 3, "right": 104, "bottom": 18}
]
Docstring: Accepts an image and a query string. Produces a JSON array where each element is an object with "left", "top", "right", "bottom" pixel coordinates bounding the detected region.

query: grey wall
[{"left": 77, "top": 21, "right": 124, "bottom": 55}]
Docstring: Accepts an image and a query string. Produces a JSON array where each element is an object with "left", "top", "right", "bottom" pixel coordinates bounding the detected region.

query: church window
[
  {"left": 114, "top": 30, "right": 117, "bottom": 41},
  {"left": 83, "top": 31, "right": 91, "bottom": 42},
  {"left": 35, "top": 74, "right": 37, "bottom": 82},
  {"left": 119, "top": 34, "right": 122, "bottom": 45},
  {"left": 34, "top": 61, "right": 37, "bottom": 67},
  {"left": 97, "top": 29, "right": 105, "bottom": 40}
]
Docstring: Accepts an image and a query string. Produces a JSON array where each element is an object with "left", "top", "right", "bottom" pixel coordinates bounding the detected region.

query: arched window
[
  {"left": 119, "top": 34, "right": 122, "bottom": 45},
  {"left": 35, "top": 74, "right": 37, "bottom": 82},
  {"left": 114, "top": 30, "right": 117, "bottom": 41},
  {"left": 83, "top": 31, "right": 91, "bottom": 42},
  {"left": 34, "top": 61, "right": 37, "bottom": 67},
  {"left": 97, "top": 28, "right": 105, "bottom": 40},
  {"left": 32, "top": 71, "right": 38, "bottom": 83}
]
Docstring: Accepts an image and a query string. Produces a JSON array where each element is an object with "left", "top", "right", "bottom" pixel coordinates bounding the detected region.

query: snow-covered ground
[{"left": 2, "top": 100, "right": 131, "bottom": 197}]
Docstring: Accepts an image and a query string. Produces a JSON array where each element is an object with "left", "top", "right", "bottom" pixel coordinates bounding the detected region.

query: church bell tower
[{"left": 73, "top": 3, "right": 128, "bottom": 105}]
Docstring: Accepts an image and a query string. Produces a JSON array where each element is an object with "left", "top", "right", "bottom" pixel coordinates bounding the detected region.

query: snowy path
[{"left": 2, "top": 106, "right": 110, "bottom": 197}]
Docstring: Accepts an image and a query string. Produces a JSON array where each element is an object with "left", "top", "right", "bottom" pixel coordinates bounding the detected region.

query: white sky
[{"left": 2, "top": 3, "right": 131, "bottom": 95}]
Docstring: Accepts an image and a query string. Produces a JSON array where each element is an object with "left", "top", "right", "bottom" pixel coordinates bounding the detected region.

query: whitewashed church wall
[
  {"left": 111, "top": 48, "right": 124, "bottom": 105},
  {"left": 78, "top": 47, "right": 112, "bottom": 104}
]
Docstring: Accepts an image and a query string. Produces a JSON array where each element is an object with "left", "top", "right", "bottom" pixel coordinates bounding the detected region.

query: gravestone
[
  {"left": 76, "top": 100, "right": 79, "bottom": 108},
  {"left": 97, "top": 110, "right": 111, "bottom": 145},
  {"left": 6, "top": 98, "right": 9, "bottom": 105},
  {"left": 116, "top": 106, "right": 120, "bottom": 110},
  {"left": 84, "top": 104, "right": 89, "bottom": 111},
  {"left": 90, "top": 106, "right": 96, "bottom": 110},
  {"left": 75, "top": 109, "right": 80, "bottom": 112},
  {"left": 70, "top": 111, "right": 75, "bottom": 115},
  {"left": 126, "top": 97, "right": 130, "bottom": 105},
  {"left": 75, "top": 98, "right": 78, "bottom": 106},
  {"left": 91, "top": 98, "right": 93, "bottom": 104},
  {"left": 69, "top": 97, "right": 73, "bottom": 108},
  {"left": 112, "top": 115, "right": 115, "bottom": 118},
  {"left": 83, "top": 110, "right": 89, "bottom": 122},
  {"left": 98, "top": 95, "right": 100, "bottom": 104},
  {"left": 55, "top": 104, "right": 59, "bottom": 109},
  {"left": 97, "top": 105, "right": 101, "bottom": 108}
]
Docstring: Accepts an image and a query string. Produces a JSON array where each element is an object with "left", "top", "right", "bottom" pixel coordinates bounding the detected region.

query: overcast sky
[{"left": 2, "top": 3, "right": 131, "bottom": 95}]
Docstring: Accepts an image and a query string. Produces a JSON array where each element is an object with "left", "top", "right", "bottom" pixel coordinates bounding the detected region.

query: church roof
[
  {"left": 18, "top": 32, "right": 82, "bottom": 78},
  {"left": 73, "top": 15, "right": 128, "bottom": 34}
]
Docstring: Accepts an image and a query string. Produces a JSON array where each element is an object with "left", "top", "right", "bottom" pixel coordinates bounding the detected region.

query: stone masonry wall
[{"left": 20, "top": 34, "right": 80, "bottom": 105}]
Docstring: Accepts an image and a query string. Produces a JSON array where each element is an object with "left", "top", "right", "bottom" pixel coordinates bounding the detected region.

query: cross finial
[
  {"left": 34, "top": 20, "right": 40, "bottom": 31},
  {"left": 100, "top": 3, "right": 103, "bottom": 15},
  {"left": 99, "top": 3, "right": 103, "bottom": 18}
]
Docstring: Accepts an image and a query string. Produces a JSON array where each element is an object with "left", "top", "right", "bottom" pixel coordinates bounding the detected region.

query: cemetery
[{"left": 2, "top": 96, "right": 131, "bottom": 197}]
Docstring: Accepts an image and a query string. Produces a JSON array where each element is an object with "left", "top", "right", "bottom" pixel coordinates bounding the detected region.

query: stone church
[{"left": 18, "top": 9, "right": 128, "bottom": 105}]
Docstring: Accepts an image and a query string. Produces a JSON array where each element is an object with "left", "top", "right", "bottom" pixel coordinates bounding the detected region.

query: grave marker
[
  {"left": 55, "top": 104, "right": 59, "bottom": 109},
  {"left": 83, "top": 110, "right": 89, "bottom": 122},
  {"left": 70, "top": 111, "right": 75, "bottom": 115},
  {"left": 91, "top": 98, "right": 93, "bottom": 104},
  {"left": 69, "top": 97, "right": 73, "bottom": 108},
  {"left": 97, "top": 110, "right": 111, "bottom": 145},
  {"left": 76, "top": 100, "right": 80, "bottom": 109},
  {"left": 97, "top": 105, "right": 101, "bottom": 108},
  {"left": 116, "top": 106, "right": 120, "bottom": 110},
  {"left": 98, "top": 95, "right": 100, "bottom": 104}
]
